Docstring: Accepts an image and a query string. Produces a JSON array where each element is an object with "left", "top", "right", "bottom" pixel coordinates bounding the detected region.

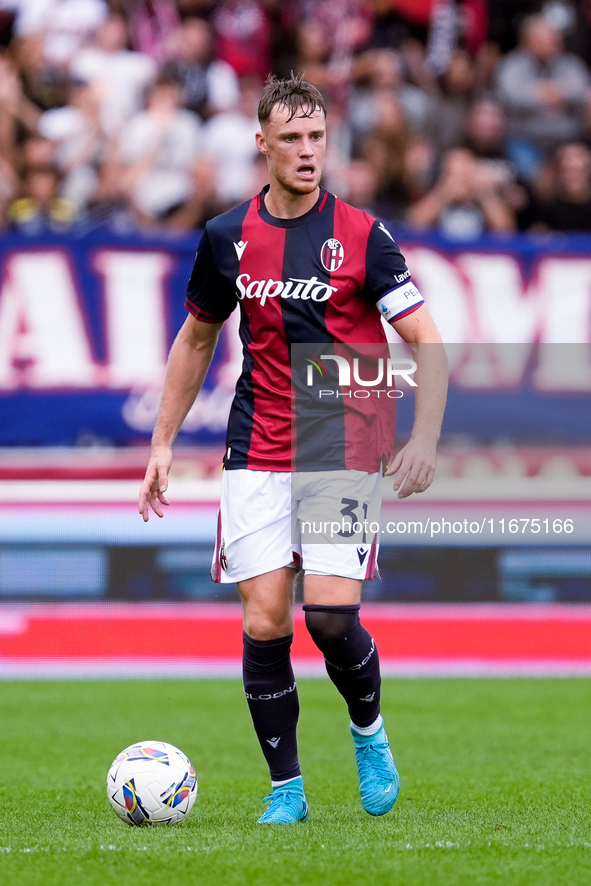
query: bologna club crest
[
  {"left": 321, "top": 238, "right": 344, "bottom": 272},
  {"left": 220, "top": 541, "right": 228, "bottom": 571}
]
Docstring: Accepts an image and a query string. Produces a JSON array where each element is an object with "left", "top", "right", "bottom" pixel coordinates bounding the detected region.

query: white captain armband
[{"left": 376, "top": 280, "right": 424, "bottom": 322}]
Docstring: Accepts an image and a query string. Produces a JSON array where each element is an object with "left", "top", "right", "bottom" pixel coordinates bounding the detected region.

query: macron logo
[
  {"left": 266, "top": 737, "right": 281, "bottom": 748},
  {"left": 378, "top": 222, "right": 395, "bottom": 243},
  {"left": 234, "top": 240, "right": 248, "bottom": 260},
  {"left": 357, "top": 547, "right": 368, "bottom": 566}
]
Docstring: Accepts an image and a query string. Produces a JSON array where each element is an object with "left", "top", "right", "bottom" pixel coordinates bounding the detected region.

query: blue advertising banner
[
  {"left": 1, "top": 228, "right": 590, "bottom": 445},
  {"left": 0, "top": 229, "right": 238, "bottom": 445}
]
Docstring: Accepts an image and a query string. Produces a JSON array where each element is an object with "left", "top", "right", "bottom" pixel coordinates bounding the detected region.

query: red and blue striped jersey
[{"left": 185, "top": 186, "right": 423, "bottom": 471}]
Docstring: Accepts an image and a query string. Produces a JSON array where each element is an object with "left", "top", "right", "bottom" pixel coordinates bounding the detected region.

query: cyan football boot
[
  {"left": 351, "top": 724, "right": 400, "bottom": 815},
  {"left": 257, "top": 775, "right": 309, "bottom": 824}
]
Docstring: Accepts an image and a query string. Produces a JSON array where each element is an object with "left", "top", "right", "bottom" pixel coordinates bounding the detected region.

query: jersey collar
[{"left": 257, "top": 185, "right": 328, "bottom": 228}]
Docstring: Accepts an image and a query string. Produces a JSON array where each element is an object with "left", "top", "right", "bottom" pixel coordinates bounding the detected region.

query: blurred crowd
[{"left": 2, "top": 0, "right": 591, "bottom": 237}]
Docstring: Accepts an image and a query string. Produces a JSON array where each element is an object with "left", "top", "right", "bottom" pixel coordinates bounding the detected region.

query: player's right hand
[{"left": 138, "top": 446, "right": 173, "bottom": 521}]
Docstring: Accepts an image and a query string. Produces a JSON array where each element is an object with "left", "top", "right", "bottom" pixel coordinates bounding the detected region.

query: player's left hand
[
  {"left": 138, "top": 446, "right": 172, "bottom": 521},
  {"left": 384, "top": 437, "right": 437, "bottom": 499}
]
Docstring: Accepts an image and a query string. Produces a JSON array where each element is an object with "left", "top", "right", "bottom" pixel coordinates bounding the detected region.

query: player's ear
[{"left": 255, "top": 130, "right": 268, "bottom": 156}]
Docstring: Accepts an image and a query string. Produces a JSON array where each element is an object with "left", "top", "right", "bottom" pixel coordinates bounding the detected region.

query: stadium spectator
[
  {"left": 423, "top": 47, "right": 476, "bottom": 157},
  {"left": 6, "top": 0, "right": 108, "bottom": 68},
  {"left": 295, "top": 1, "right": 373, "bottom": 105},
  {"left": 1, "top": 60, "right": 43, "bottom": 151},
  {"left": 495, "top": 14, "right": 591, "bottom": 181},
  {"left": 10, "top": 32, "right": 68, "bottom": 111},
  {"left": 407, "top": 145, "right": 516, "bottom": 237},
  {"left": 359, "top": 90, "right": 428, "bottom": 221},
  {"left": 363, "top": 0, "right": 432, "bottom": 51},
  {"left": 75, "top": 156, "right": 137, "bottom": 232},
  {"left": 533, "top": 141, "right": 591, "bottom": 231},
  {"left": 303, "top": 0, "right": 372, "bottom": 45},
  {"left": 349, "top": 48, "right": 432, "bottom": 144},
  {"left": 486, "top": 0, "right": 539, "bottom": 55},
  {"left": 124, "top": 0, "right": 179, "bottom": 63},
  {"left": 1, "top": 0, "right": 590, "bottom": 235},
  {"left": 201, "top": 74, "right": 261, "bottom": 209},
  {"left": 19, "top": 134, "right": 55, "bottom": 171},
  {"left": 0, "top": 52, "right": 22, "bottom": 170},
  {"left": 69, "top": 12, "right": 157, "bottom": 139},
  {"left": 463, "top": 96, "right": 510, "bottom": 161},
  {"left": 111, "top": 73, "right": 202, "bottom": 225},
  {"left": 163, "top": 155, "right": 219, "bottom": 232},
  {"left": 8, "top": 163, "right": 76, "bottom": 233},
  {"left": 37, "top": 77, "right": 106, "bottom": 212},
  {"left": 0, "top": 153, "right": 17, "bottom": 228},
  {"left": 462, "top": 97, "right": 534, "bottom": 229},
  {"left": 341, "top": 157, "right": 380, "bottom": 214},
  {"left": 211, "top": 0, "right": 272, "bottom": 81},
  {"left": 162, "top": 17, "right": 240, "bottom": 120},
  {"left": 293, "top": 18, "right": 333, "bottom": 97},
  {"left": 320, "top": 100, "right": 355, "bottom": 197},
  {"left": 267, "top": 0, "right": 301, "bottom": 79}
]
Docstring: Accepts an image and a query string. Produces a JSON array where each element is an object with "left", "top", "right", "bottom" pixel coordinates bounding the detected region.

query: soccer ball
[{"left": 106, "top": 740, "right": 198, "bottom": 826}]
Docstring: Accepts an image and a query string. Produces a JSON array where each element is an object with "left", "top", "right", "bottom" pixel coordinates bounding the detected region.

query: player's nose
[{"left": 299, "top": 137, "right": 315, "bottom": 156}]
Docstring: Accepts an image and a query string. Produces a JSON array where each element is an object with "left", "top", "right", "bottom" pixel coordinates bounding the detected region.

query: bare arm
[
  {"left": 385, "top": 304, "right": 448, "bottom": 498},
  {"left": 138, "top": 314, "right": 223, "bottom": 520},
  {"left": 473, "top": 165, "right": 516, "bottom": 233},
  {"left": 478, "top": 188, "right": 516, "bottom": 232},
  {"left": 406, "top": 184, "right": 450, "bottom": 229}
]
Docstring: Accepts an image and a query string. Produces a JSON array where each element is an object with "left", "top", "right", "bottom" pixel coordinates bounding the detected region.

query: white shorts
[{"left": 211, "top": 469, "right": 382, "bottom": 584}]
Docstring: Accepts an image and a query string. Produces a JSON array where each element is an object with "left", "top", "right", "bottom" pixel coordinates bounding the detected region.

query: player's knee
[
  {"left": 244, "top": 612, "right": 293, "bottom": 641},
  {"left": 304, "top": 605, "right": 360, "bottom": 650},
  {"left": 304, "top": 609, "right": 342, "bottom": 642}
]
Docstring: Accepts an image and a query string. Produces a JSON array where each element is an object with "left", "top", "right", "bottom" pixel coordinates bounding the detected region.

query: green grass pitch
[{"left": 1, "top": 678, "right": 590, "bottom": 886}]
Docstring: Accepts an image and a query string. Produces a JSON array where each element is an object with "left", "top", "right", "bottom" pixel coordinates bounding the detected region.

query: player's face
[{"left": 256, "top": 104, "right": 326, "bottom": 197}]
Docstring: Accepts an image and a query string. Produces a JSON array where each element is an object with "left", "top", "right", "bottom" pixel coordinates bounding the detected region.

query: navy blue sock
[
  {"left": 242, "top": 632, "right": 301, "bottom": 782},
  {"left": 303, "top": 604, "right": 381, "bottom": 728}
]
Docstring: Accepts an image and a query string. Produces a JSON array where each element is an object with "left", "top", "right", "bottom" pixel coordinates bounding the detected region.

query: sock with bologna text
[
  {"left": 242, "top": 632, "right": 301, "bottom": 782},
  {"left": 303, "top": 604, "right": 381, "bottom": 728}
]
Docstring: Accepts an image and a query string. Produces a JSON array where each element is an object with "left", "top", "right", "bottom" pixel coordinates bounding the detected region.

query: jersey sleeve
[
  {"left": 185, "top": 227, "right": 238, "bottom": 323},
  {"left": 365, "top": 220, "right": 424, "bottom": 322}
]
